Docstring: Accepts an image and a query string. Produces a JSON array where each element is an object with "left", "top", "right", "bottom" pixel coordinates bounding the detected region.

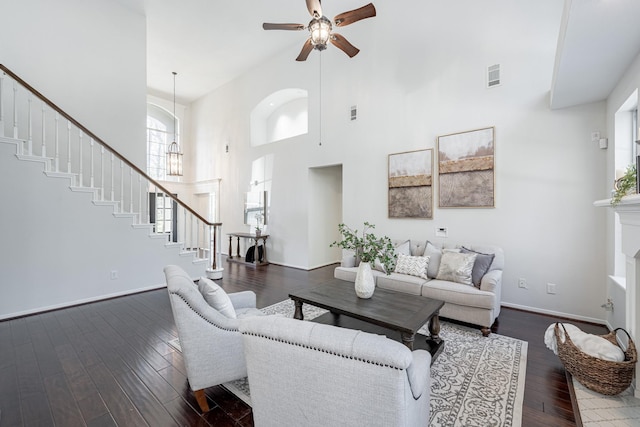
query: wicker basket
[{"left": 554, "top": 323, "right": 637, "bottom": 395}]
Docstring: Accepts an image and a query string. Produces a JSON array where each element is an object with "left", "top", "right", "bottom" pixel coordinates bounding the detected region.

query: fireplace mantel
[{"left": 595, "top": 193, "right": 640, "bottom": 396}]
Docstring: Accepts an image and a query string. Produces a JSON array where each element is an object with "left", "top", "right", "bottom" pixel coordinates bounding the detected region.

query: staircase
[{"left": 0, "top": 64, "right": 223, "bottom": 320}]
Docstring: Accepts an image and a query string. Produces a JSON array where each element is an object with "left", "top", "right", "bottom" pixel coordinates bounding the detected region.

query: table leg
[
  {"left": 228, "top": 236, "right": 233, "bottom": 259},
  {"left": 401, "top": 332, "right": 415, "bottom": 350},
  {"left": 236, "top": 236, "right": 241, "bottom": 258},
  {"left": 429, "top": 312, "right": 442, "bottom": 343},
  {"left": 253, "top": 238, "right": 259, "bottom": 265},
  {"left": 261, "top": 236, "right": 268, "bottom": 263},
  {"left": 293, "top": 300, "right": 304, "bottom": 320}
]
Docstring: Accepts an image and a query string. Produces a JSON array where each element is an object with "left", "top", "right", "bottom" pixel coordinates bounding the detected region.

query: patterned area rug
[{"left": 169, "top": 299, "right": 527, "bottom": 426}]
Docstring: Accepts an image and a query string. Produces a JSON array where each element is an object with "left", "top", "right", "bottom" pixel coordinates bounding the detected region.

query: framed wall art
[
  {"left": 388, "top": 149, "right": 433, "bottom": 219},
  {"left": 437, "top": 127, "right": 495, "bottom": 208}
]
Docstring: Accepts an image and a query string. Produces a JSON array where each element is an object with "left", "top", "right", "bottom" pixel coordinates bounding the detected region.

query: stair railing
[{"left": 0, "top": 64, "right": 222, "bottom": 275}]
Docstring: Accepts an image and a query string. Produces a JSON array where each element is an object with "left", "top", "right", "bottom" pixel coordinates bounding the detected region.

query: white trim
[
  {"left": 501, "top": 302, "right": 607, "bottom": 325},
  {"left": 0, "top": 283, "right": 170, "bottom": 321}
]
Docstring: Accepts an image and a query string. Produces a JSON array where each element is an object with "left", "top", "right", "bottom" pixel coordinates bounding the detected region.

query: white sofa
[{"left": 334, "top": 240, "right": 503, "bottom": 336}]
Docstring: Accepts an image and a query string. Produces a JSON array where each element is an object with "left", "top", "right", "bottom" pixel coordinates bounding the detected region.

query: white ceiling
[{"left": 119, "top": 0, "right": 640, "bottom": 108}]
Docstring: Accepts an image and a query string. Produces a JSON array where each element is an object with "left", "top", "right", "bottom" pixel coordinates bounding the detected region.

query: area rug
[{"left": 169, "top": 299, "right": 527, "bottom": 426}]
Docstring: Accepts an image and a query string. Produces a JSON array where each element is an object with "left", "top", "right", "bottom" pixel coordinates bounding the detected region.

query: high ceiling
[{"left": 119, "top": 0, "right": 640, "bottom": 108}]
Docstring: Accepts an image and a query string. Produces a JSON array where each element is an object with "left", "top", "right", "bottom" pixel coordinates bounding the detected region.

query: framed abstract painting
[
  {"left": 437, "top": 127, "right": 495, "bottom": 208},
  {"left": 388, "top": 149, "right": 433, "bottom": 219}
]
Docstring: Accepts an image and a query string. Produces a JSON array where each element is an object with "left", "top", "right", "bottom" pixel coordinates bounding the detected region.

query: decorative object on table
[
  {"left": 553, "top": 323, "right": 637, "bottom": 395},
  {"left": 612, "top": 163, "right": 637, "bottom": 206},
  {"left": 388, "top": 148, "right": 433, "bottom": 219},
  {"left": 330, "top": 222, "right": 396, "bottom": 298},
  {"left": 437, "top": 127, "right": 495, "bottom": 208},
  {"left": 254, "top": 213, "right": 263, "bottom": 236}
]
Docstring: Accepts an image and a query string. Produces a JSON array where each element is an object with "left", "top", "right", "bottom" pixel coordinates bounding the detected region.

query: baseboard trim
[
  {"left": 501, "top": 302, "right": 606, "bottom": 325},
  {"left": 0, "top": 283, "right": 168, "bottom": 321}
]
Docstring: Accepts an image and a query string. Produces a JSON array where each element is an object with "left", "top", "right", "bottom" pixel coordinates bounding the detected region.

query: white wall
[
  {"left": 188, "top": 1, "right": 608, "bottom": 320},
  {"left": 0, "top": 1, "right": 197, "bottom": 319},
  {"left": 0, "top": 0, "right": 147, "bottom": 168}
]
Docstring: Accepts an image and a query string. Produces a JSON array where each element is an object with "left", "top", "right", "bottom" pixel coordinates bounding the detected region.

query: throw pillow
[
  {"left": 198, "top": 277, "right": 237, "bottom": 319},
  {"left": 374, "top": 240, "right": 411, "bottom": 273},
  {"left": 461, "top": 247, "right": 496, "bottom": 288},
  {"left": 435, "top": 252, "right": 477, "bottom": 286},
  {"left": 424, "top": 242, "right": 442, "bottom": 279},
  {"left": 394, "top": 254, "right": 430, "bottom": 279}
]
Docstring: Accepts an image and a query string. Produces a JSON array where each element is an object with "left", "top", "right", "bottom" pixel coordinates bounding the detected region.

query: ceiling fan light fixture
[{"left": 309, "top": 16, "right": 331, "bottom": 50}]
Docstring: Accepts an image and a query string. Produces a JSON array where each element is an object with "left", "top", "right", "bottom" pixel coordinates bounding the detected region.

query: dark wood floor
[{"left": 0, "top": 261, "right": 607, "bottom": 426}]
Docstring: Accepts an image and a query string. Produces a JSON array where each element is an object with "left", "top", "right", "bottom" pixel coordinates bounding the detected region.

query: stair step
[
  {"left": 16, "top": 154, "right": 53, "bottom": 167},
  {"left": 165, "top": 242, "right": 182, "bottom": 248},
  {"left": 70, "top": 186, "right": 99, "bottom": 195},
  {"left": 0, "top": 136, "right": 24, "bottom": 152},
  {"left": 132, "top": 223, "right": 153, "bottom": 230},
  {"left": 93, "top": 200, "right": 119, "bottom": 208},
  {"left": 113, "top": 212, "right": 137, "bottom": 219}
]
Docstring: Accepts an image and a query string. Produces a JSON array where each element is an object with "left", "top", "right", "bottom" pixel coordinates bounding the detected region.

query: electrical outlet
[
  {"left": 518, "top": 278, "right": 527, "bottom": 289},
  {"left": 110, "top": 270, "right": 119, "bottom": 280},
  {"left": 591, "top": 131, "right": 600, "bottom": 142},
  {"left": 547, "top": 283, "right": 557, "bottom": 294}
]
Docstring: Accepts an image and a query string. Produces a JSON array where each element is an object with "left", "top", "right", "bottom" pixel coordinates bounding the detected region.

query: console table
[{"left": 227, "top": 232, "right": 269, "bottom": 267}]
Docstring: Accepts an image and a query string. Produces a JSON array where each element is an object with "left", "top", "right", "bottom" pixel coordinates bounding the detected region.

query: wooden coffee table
[{"left": 289, "top": 278, "right": 445, "bottom": 361}]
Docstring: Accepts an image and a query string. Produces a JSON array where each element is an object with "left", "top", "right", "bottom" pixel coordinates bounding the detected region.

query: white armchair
[
  {"left": 163, "top": 265, "right": 260, "bottom": 412},
  {"left": 239, "top": 315, "right": 431, "bottom": 426}
]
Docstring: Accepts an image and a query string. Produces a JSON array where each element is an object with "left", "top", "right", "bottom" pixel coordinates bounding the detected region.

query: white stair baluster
[
  {"left": 138, "top": 175, "right": 143, "bottom": 224},
  {"left": 183, "top": 209, "right": 187, "bottom": 251},
  {"left": 0, "top": 73, "right": 4, "bottom": 137},
  {"left": 110, "top": 153, "right": 115, "bottom": 201},
  {"left": 78, "top": 130, "right": 83, "bottom": 187},
  {"left": 66, "top": 121, "right": 71, "bottom": 173},
  {"left": 90, "top": 138, "right": 95, "bottom": 188},
  {"left": 120, "top": 160, "right": 124, "bottom": 213},
  {"left": 100, "top": 146, "right": 105, "bottom": 200},
  {"left": 13, "top": 81, "right": 18, "bottom": 141},
  {"left": 27, "top": 94, "right": 32, "bottom": 155},
  {"left": 129, "top": 168, "right": 133, "bottom": 214},
  {"left": 54, "top": 112, "right": 59, "bottom": 172},
  {"left": 41, "top": 102, "right": 46, "bottom": 158}
]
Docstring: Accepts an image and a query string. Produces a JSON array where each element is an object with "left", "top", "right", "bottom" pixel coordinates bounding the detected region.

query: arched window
[
  {"left": 251, "top": 89, "right": 308, "bottom": 147},
  {"left": 147, "top": 103, "right": 179, "bottom": 181}
]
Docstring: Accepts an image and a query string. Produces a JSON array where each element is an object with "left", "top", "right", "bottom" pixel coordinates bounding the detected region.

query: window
[
  {"left": 147, "top": 103, "right": 179, "bottom": 181},
  {"left": 149, "top": 193, "right": 177, "bottom": 242}
]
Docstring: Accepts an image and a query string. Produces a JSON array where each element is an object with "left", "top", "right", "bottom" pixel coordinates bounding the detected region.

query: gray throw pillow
[
  {"left": 461, "top": 247, "right": 495, "bottom": 288},
  {"left": 198, "top": 277, "right": 237, "bottom": 319},
  {"left": 424, "top": 242, "right": 442, "bottom": 279}
]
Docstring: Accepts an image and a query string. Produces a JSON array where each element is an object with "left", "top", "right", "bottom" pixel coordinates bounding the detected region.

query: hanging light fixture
[{"left": 166, "top": 71, "right": 183, "bottom": 176}]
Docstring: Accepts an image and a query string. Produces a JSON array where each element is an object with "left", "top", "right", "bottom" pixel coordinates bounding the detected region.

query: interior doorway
[{"left": 308, "top": 164, "right": 343, "bottom": 269}]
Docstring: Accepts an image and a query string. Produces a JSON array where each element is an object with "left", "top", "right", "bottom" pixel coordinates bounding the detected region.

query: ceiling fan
[{"left": 263, "top": 0, "right": 376, "bottom": 61}]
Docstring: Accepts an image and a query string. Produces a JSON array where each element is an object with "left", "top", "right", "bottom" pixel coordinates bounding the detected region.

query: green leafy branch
[
  {"left": 330, "top": 222, "right": 397, "bottom": 274},
  {"left": 612, "top": 164, "right": 637, "bottom": 206}
]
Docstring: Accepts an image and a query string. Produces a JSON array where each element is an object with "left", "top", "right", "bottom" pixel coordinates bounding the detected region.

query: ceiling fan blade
[
  {"left": 330, "top": 33, "right": 360, "bottom": 58},
  {"left": 334, "top": 3, "right": 376, "bottom": 27},
  {"left": 263, "top": 23, "right": 305, "bottom": 31},
  {"left": 296, "top": 39, "right": 314, "bottom": 61},
  {"left": 306, "top": 0, "right": 322, "bottom": 18}
]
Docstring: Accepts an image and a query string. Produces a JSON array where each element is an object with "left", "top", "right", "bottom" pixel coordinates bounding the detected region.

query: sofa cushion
[
  {"left": 436, "top": 252, "right": 476, "bottom": 286},
  {"left": 422, "top": 279, "right": 495, "bottom": 310},
  {"left": 376, "top": 273, "right": 428, "bottom": 295},
  {"left": 198, "top": 277, "right": 237, "bottom": 319},
  {"left": 394, "top": 254, "right": 430, "bottom": 279},
  {"left": 461, "top": 247, "right": 495, "bottom": 288}
]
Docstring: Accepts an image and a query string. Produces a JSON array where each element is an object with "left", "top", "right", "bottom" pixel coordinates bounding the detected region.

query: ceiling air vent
[{"left": 487, "top": 64, "right": 501, "bottom": 88}]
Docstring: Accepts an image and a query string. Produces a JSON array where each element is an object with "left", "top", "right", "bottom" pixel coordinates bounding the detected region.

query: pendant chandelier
[{"left": 166, "top": 71, "right": 183, "bottom": 176}]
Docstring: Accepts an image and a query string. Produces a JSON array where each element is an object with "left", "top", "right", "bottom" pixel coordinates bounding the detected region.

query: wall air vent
[{"left": 487, "top": 64, "right": 501, "bottom": 88}]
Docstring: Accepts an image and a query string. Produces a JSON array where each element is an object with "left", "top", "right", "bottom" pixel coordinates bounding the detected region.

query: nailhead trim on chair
[
  {"left": 170, "top": 292, "right": 239, "bottom": 333},
  {"left": 242, "top": 331, "right": 405, "bottom": 371}
]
